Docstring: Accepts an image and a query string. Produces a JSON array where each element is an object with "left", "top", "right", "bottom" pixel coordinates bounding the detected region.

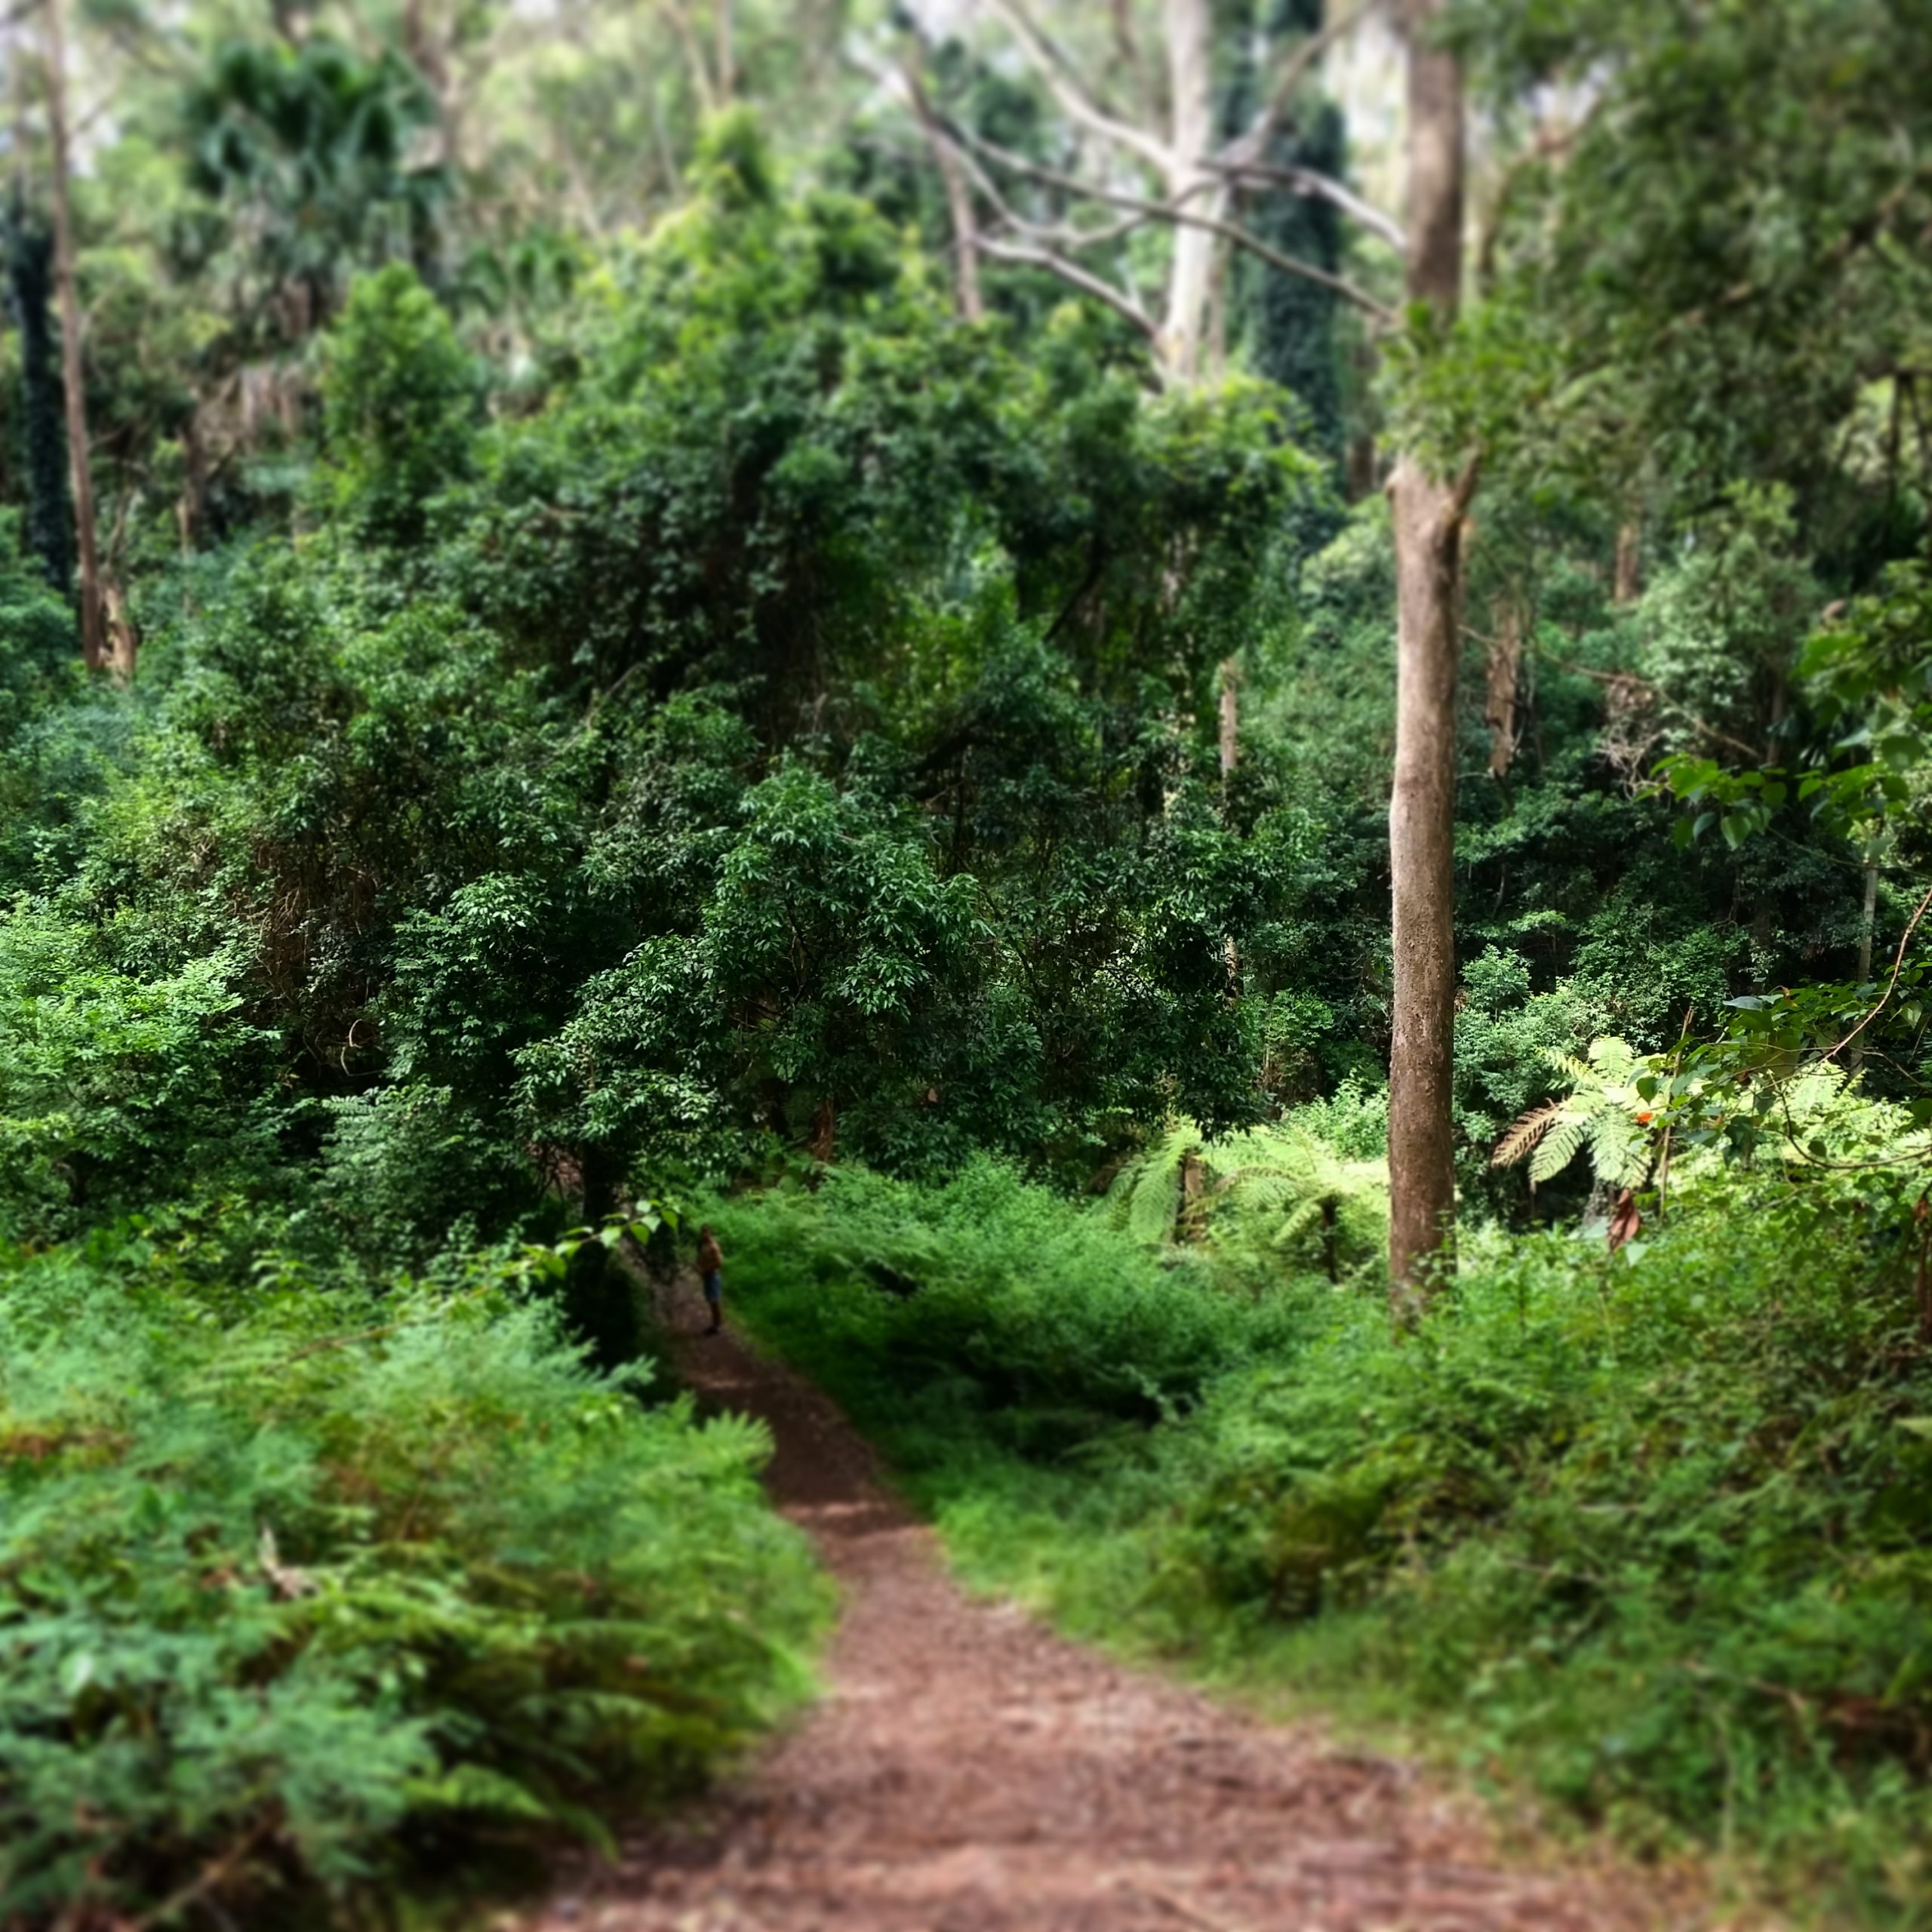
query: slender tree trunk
[
  {"left": 937, "top": 138, "right": 983, "bottom": 320},
  {"left": 177, "top": 408, "right": 205, "bottom": 553},
  {"left": 1387, "top": 453, "right": 1471, "bottom": 1294},
  {"left": 1850, "top": 838, "right": 1881, "bottom": 1073},
  {"left": 715, "top": 0, "right": 735, "bottom": 103},
  {"left": 1484, "top": 599, "right": 1521, "bottom": 779},
  {"left": 1218, "top": 657, "right": 1239, "bottom": 783},
  {"left": 1160, "top": 0, "right": 1219, "bottom": 377},
  {"left": 1385, "top": 0, "right": 1467, "bottom": 1298},
  {"left": 905, "top": 63, "right": 983, "bottom": 322},
  {"left": 1614, "top": 518, "right": 1641, "bottom": 603},
  {"left": 43, "top": 0, "right": 105, "bottom": 674}
]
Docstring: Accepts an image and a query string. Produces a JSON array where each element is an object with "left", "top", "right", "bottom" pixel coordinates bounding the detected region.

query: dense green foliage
[
  {"left": 4, "top": 0, "right": 1932, "bottom": 1922},
  {"left": 0, "top": 1220, "right": 825, "bottom": 1923}
]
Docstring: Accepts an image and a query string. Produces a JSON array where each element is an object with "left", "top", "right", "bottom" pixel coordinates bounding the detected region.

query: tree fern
[{"left": 1496, "top": 1035, "right": 1662, "bottom": 1192}]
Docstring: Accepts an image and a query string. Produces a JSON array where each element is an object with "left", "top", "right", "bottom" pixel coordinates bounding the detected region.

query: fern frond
[
  {"left": 1587, "top": 1035, "right": 1637, "bottom": 1084},
  {"left": 1542, "top": 1048, "right": 1591, "bottom": 1084},
  {"left": 1586, "top": 1109, "right": 1647, "bottom": 1189},
  {"left": 1271, "top": 1199, "right": 1327, "bottom": 1250},
  {"left": 1529, "top": 1114, "right": 1589, "bottom": 1184},
  {"left": 1492, "top": 1099, "right": 1566, "bottom": 1168}
]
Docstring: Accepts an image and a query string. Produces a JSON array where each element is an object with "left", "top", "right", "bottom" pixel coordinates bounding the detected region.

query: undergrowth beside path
[
  {"left": 704, "top": 1155, "right": 1932, "bottom": 1930},
  {"left": 0, "top": 1223, "right": 828, "bottom": 1927},
  {"left": 515, "top": 1269, "right": 1681, "bottom": 1932}
]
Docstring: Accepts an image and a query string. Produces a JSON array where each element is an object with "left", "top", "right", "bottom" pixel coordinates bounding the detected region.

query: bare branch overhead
[
  {"left": 980, "top": 0, "right": 1174, "bottom": 174},
  {"left": 1209, "top": 159, "right": 1406, "bottom": 252},
  {"left": 976, "top": 234, "right": 1160, "bottom": 342},
  {"left": 954, "top": 122, "right": 1396, "bottom": 324},
  {"left": 1222, "top": 0, "right": 1382, "bottom": 168}
]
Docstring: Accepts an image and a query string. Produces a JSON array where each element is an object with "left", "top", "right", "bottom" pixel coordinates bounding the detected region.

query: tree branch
[
  {"left": 975, "top": 235, "right": 1159, "bottom": 343},
  {"left": 1224, "top": 0, "right": 1381, "bottom": 163},
  {"left": 903, "top": 57, "right": 985, "bottom": 320},
  {"left": 980, "top": 0, "right": 1174, "bottom": 174},
  {"left": 1208, "top": 158, "right": 1405, "bottom": 251},
  {"left": 958, "top": 124, "right": 1396, "bottom": 324}
]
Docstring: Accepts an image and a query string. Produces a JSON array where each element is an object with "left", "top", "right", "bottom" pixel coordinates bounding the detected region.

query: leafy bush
[
  {"left": 0, "top": 915, "right": 275, "bottom": 1240},
  {"left": 1138, "top": 1189, "right": 1932, "bottom": 1921},
  {"left": 0, "top": 1227, "right": 826, "bottom": 1926},
  {"left": 701, "top": 1158, "right": 1323, "bottom": 1463},
  {"left": 319, "top": 265, "right": 478, "bottom": 543}
]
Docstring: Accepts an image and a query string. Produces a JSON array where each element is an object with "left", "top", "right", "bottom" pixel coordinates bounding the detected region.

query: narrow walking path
[{"left": 515, "top": 1279, "right": 1705, "bottom": 1932}]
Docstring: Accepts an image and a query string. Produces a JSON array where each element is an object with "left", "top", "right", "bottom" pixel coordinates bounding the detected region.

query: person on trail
[{"left": 694, "top": 1225, "right": 724, "bottom": 1335}]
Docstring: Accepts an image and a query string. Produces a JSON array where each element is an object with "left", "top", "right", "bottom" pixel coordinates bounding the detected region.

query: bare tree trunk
[
  {"left": 715, "top": 0, "right": 735, "bottom": 103},
  {"left": 939, "top": 145, "right": 984, "bottom": 320},
  {"left": 1850, "top": 838, "right": 1881, "bottom": 1073},
  {"left": 1483, "top": 600, "right": 1521, "bottom": 779},
  {"left": 1218, "top": 657, "right": 1239, "bottom": 782},
  {"left": 43, "top": 0, "right": 105, "bottom": 674},
  {"left": 1387, "top": 452, "right": 1472, "bottom": 1295},
  {"left": 905, "top": 63, "right": 983, "bottom": 322},
  {"left": 1385, "top": 0, "right": 1467, "bottom": 1298},
  {"left": 177, "top": 408, "right": 206, "bottom": 553},
  {"left": 1160, "top": 0, "right": 1219, "bottom": 378},
  {"left": 1614, "top": 519, "right": 1641, "bottom": 604},
  {"left": 104, "top": 577, "right": 137, "bottom": 681},
  {"left": 1401, "top": 0, "right": 1463, "bottom": 315}
]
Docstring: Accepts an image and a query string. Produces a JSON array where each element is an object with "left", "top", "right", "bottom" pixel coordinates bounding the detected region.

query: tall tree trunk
[
  {"left": 1160, "top": 0, "right": 1219, "bottom": 377},
  {"left": 1850, "top": 837, "right": 1881, "bottom": 1074},
  {"left": 1483, "top": 599, "right": 1522, "bottom": 779},
  {"left": 1385, "top": 0, "right": 1467, "bottom": 1298},
  {"left": 43, "top": 0, "right": 105, "bottom": 674},
  {"left": 177, "top": 408, "right": 206, "bottom": 553},
  {"left": 937, "top": 135, "right": 983, "bottom": 319},
  {"left": 715, "top": 0, "right": 735, "bottom": 103}
]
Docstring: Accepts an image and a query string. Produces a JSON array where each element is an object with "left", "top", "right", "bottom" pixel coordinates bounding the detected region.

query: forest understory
[{"left": 509, "top": 1270, "right": 1713, "bottom": 1932}]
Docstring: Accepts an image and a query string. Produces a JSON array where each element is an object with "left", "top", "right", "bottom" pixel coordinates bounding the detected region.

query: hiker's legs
[{"left": 703, "top": 1271, "right": 723, "bottom": 1333}]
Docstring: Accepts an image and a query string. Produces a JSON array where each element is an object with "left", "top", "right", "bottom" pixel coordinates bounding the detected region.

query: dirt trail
[{"left": 515, "top": 1279, "right": 1699, "bottom": 1932}]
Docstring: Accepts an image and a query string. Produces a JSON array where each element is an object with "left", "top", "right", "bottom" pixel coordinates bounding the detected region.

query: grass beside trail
[{"left": 704, "top": 1154, "right": 1932, "bottom": 1932}]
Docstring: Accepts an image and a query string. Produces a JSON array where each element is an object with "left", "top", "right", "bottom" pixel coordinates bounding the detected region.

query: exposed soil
[{"left": 512, "top": 1278, "right": 1718, "bottom": 1932}]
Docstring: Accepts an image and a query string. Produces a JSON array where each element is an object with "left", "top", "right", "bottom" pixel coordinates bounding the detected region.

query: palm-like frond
[
  {"left": 1530, "top": 1115, "right": 1589, "bottom": 1185},
  {"left": 1492, "top": 1097, "right": 1567, "bottom": 1169}
]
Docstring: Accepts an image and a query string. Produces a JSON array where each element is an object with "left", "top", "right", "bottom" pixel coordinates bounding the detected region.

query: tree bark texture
[
  {"left": 1160, "top": 0, "right": 1219, "bottom": 377},
  {"left": 905, "top": 63, "right": 983, "bottom": 323},
  {"left": 1614, "top": 519, "right": 1641, "bottom": 604},
  {"left": 1387, "top": 454, "right": 1467, "bottom": 1293},
  {"left": 937, "top": 137, "right": 985, "bottom": 321},
  {"left": 1483, "top": 601, "right": 1521, "bottom": 779},
  {"left": 1401, "top": 0, "right": 1463, "bottom": 315},
  {"left": 43, "top": 0, "right": 106, "bottom": 673},
  {"left": 1386, "top": 0, "right": 1466, "bottom": 1294}
]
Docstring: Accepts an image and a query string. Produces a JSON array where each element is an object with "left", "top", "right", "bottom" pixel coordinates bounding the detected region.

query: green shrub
[
  {"left": 0, "top": 915, "right": 276, "bottom": 1241},
  {"left": 0, "top": 1227, "right": 827, "bottom": 1926},
  {"left": 701, "top": 1157, "right": 1324, "bottom": 1461}
]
